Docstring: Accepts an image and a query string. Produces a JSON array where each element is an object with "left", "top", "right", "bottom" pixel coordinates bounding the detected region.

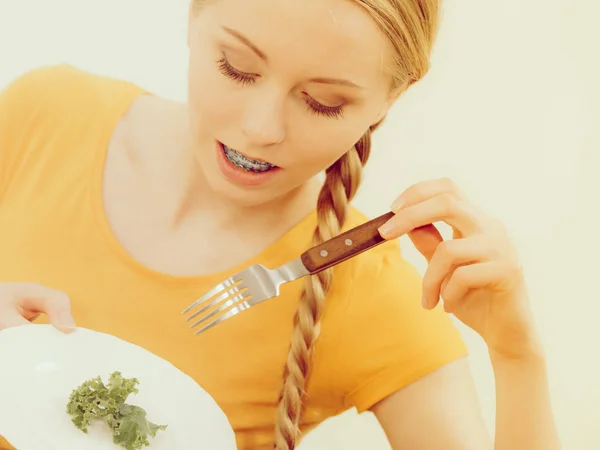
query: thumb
[
  {"left": 17, "top": 285, "right": 76, "bottom": 333},
  {"left": 407, "top": 224, "right": 444, "bottom": 262}
]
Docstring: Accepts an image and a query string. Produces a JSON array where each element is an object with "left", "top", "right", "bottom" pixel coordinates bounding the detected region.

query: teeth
[{"left": 223, "top": 145, "right": 275, "bottom": 173}]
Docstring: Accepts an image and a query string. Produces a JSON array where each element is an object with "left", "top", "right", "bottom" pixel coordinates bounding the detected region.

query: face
[{"left": 187, "top": 0, "right": 396, "bottom": 206}]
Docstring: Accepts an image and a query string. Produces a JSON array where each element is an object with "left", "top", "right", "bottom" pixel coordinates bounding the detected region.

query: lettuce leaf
[
  {"left": 108, "top": 405, "right": 168, "bottom": 449},
  {"left": 66, "top": 371, "right": 167, "bottom": 449}
]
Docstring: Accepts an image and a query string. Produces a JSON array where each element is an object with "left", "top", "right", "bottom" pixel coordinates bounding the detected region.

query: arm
[
  {"left": 372, "top": 352, "right": 560, "bottom": 450},
  {"left": 490, "top": 350, "right": 560, "bottom": 450},
  {"left": 372, "top": 358, "right": 491, "bottom": 450},
  {"left": 373, "top": 178, "right": 562, "bottom": 450}
]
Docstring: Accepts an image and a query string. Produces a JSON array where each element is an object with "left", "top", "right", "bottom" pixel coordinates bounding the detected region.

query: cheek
[
  {"left": 285, "top": 114, "right": 368, "bottom": 169},
  {"left": 187, "top": 50, "right": 241, "bottom": 136}
]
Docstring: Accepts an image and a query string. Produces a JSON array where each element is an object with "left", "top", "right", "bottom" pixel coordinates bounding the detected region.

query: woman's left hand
[{"left": 378, "top": 177, "right": 541, "bottom": 360}]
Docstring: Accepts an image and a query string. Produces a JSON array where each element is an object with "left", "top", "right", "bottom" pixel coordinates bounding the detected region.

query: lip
[{"left": 215, "top": 141, "right": 281, "bottom": 187}]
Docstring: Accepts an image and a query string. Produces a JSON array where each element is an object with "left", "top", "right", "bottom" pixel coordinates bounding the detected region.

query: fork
[{"left": 182, "top": 211, "right": 395, "bottom": 335}]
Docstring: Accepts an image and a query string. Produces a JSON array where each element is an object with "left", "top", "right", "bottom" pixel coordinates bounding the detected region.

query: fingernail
[
  {"left": 59, "top": 312, "right": 76, "bottom": 331},
  {"left": 378, "top": 223, "right": 393, "bottom": 237},
  {"left": 391, "top": 198, "right": 405, "bottom": 212}
]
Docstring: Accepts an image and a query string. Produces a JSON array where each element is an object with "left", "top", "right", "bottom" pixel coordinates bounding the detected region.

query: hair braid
[
  {"left": 273, "top": 126, "right": 375, "bottom": 450},
  {"left": 189, "top": 0, "right": 439, "bottom": 447}
]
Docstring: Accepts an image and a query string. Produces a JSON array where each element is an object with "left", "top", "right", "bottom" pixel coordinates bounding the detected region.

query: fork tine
[
  {"left": 192, "top": 293, "right": 255, "bottom": 335},
  {"left": 181, "top": 275, "right": 240, "bottom": 315},
  {"left": 185, "top": 284, "right": 246, "bottom": 322},
  {"left": 182, "top": 263, "right": 282, "bottom": 335},
  {"left": 189, "top": 290, "right": 250, "bottom": 330}
]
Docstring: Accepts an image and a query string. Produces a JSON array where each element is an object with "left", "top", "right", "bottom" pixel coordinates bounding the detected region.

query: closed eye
[
  {"left": 303, "top": 94, "right": 344, "bottom": 119},
  {"left": 217, "top": 56, "right": 257, "bottom": 86},
  {"left": 217, "top": 55, "right": 345, "bottom": 119}
]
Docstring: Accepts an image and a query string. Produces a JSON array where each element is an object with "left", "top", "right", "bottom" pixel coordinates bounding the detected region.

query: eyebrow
[
  {"left": 222, "top": 26, "right": 267, "bottom": 61},
  {"left": 309, "top": 77, "right": 364, "bottom": 89},
  {"left": 222, "top": 26, "right": 364, "bottom": 90}
]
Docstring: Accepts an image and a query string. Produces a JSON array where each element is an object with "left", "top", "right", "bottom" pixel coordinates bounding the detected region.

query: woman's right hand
[{"left": 0, "top": 282, "right": 76, "bottom": 333}]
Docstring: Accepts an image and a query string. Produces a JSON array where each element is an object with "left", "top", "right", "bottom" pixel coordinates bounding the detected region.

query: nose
[{"left": 241, "top": 89, "right": 286, "bottom": 146}]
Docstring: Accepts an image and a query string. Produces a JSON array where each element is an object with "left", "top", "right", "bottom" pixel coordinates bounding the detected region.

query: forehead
[{"left": 200, "top": 0, "right": 393, "bottom": 89}]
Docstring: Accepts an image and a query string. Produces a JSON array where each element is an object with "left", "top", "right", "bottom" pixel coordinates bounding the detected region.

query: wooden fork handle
[{"left": 300, "top": 211, "right": 395, "bottom": 274}]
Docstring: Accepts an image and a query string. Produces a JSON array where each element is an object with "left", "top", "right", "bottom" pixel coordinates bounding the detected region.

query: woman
[{"left": 0, "top": 0, "right": 560, "bottom": 449}]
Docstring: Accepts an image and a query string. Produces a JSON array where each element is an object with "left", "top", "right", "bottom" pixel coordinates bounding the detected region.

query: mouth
[{"left": 221, "top": 143, "right": 278, "bottom": 173}]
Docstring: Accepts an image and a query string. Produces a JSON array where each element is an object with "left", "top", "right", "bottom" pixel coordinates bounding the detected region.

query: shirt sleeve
[
  {"left": 0, "top": 71, "right": 25, "bottom": 198},
  {"left": 0, "top": 64, "right": 79, "bottom": 199},
  {"left": 332, "top": 239, "right": 469, "bottom": 413},
  {"left": 0, "top": 67, "right": 48, "bottom": 198}
]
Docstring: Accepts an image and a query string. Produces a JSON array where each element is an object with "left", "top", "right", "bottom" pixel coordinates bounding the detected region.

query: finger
[
  {"left": 391, "top": 177, "right": 465, "bottom": 212},
  {"left": 380, "top": 193, "right": 486, "bottom": 240},
  {"left": 0, "top": 307, "right": 32, "bottom": 330},
  {"left": 440, "top": 262, "right": 505, "bottom": 313},
  {"left": 12, "top": 283, "right": 76, "bottom": 333},
  {"left": 407, "top": 224, "right": 444, "bottom": 262},
  {"left": 15, "top": 305, "right": 41, "bottom": 321},
  {"left": 422, "top": 236, "right": 496, "bottom": 310}
]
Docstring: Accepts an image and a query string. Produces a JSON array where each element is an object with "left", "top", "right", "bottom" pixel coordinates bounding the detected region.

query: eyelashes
[
  {"left": 216, "top": 56, "right": 344, "bottom": 119},
  {"left": 303, "top": 95, "right": 345, "bottom": 119},
  {"left": 217, "top": 56, "right": 256, "bottom": 86}
]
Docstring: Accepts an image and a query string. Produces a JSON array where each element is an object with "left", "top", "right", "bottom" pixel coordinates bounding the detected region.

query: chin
[
  {"left": 198, "top": 162, "right": 279, "bottom": 209},
  {"left": 195, "top": 139, "right": 318, "bottom": 209}
]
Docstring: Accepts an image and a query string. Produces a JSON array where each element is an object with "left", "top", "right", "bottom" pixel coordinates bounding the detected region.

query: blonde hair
[
  {"left": 274, "top": 2, "right": 440, "bottom": 448},
  {"left": 191, "top": 1, "right": 440, "bottom": 447}
]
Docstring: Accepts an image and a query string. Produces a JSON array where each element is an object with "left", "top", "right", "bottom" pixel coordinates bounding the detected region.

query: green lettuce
[{"left": 66, "top": 371, "right": 167, "bottom": 449}]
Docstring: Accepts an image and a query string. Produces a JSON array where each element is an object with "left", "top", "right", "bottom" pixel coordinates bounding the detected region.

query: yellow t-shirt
[{"left": 0, "top": 65, "right": 468, "bottom": 449}]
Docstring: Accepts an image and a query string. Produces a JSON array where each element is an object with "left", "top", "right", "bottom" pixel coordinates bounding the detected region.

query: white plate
[{"left": 0, "top": 324, "right": 237, "bottom": 450}]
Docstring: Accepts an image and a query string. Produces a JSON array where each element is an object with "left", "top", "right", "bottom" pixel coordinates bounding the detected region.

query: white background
[{"left": 1, "top": 0, "right": 598, "bottom": 449}]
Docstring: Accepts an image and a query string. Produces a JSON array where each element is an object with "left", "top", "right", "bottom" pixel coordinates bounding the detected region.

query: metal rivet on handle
[
  {"left": 345, "top": 239, "right": 353, "bottom": 246},
  {"left": 320, "top": 250, "right": 329, "bottom": 257}
]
